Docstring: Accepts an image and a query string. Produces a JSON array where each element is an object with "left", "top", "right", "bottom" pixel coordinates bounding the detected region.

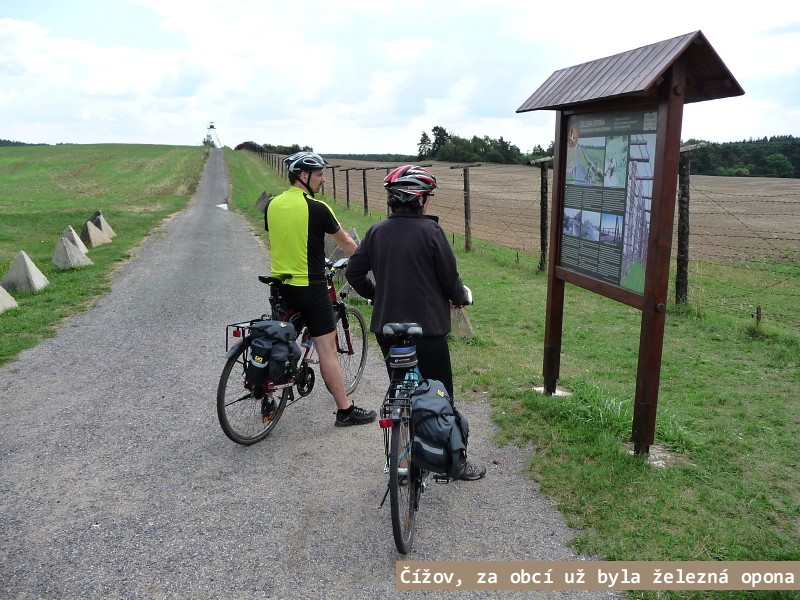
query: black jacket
[{"left": 345, "top": 213, "right": 468, "bottom": 336}]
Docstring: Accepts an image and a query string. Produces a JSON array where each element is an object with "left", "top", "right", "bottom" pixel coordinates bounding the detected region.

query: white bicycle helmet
[{"left": 284, "top": 151, "right": 329, "bottom": 174}]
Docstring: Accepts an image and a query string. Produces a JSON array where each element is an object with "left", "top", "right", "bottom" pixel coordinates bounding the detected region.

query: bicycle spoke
[
  {"left": 224, "top": 392, "right": 253, "bottom": 407},
  {"left": 217, "top": 344, "right": 289, "bottom": 445}
]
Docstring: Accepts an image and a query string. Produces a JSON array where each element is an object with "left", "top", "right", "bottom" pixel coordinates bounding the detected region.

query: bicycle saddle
[
  {"left": 258, "top": 275, "right": 288, "bottom": 286},
  {"left": 382, "top": 322, "right": 424, "bottom": 337}
]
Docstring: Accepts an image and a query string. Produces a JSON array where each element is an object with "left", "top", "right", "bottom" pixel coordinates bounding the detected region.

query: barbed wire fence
[{"left": 255, "top": 151, "right": 799, "bottom": 330}]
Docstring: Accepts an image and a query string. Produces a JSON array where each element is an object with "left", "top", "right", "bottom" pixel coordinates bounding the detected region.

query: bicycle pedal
[{"left": 433, "top": 475, "right": 451, "bottom": 484}]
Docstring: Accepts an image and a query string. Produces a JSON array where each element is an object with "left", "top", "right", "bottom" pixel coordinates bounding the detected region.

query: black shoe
[
  {"left": 335, "top": 405, "right": 377, "bottom": 427},
  {"left": 458, "top": 460, "right": 486, "bottom": 481}
]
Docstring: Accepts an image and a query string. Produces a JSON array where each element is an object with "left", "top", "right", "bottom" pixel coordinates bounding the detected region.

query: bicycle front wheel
[
  {"left": 335, "top": 306, "right": 368, "bottom": 395},
  {"left": 217, "top": 343, "right": 290, "bottom": 445},
  {"left": 389, "top": 414, "right": 417, "bottom": 554}
]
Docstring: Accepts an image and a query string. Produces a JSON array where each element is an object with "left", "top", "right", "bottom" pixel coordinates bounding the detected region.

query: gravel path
[{"left": 0, "top": 149, "right": 619, "bottom": 599}]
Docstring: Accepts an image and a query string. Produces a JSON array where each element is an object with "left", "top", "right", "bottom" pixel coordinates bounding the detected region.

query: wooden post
[
  {"left": 463, "top": 167, "right": 472, "bottom": 251},
  {"left": 676, "top": 151, "right": 690, "bottom": 304},
  {"left": 543, "top": 118, "right": 566, "bottom": 394},
  {"left": 539, "top": 162, "right": 548, "bottom": 271},
  {"left": 675, "top": 143, "right": 704, "bottom": 304},
  {"left": 362, "top": 169, "right": 369, "bottom": 216},
  {"left": 527, "top": 158, "right": 553, "bottom": 271},
  {"left": 631, "top": 60, "right": 686, "bottom": 454},
  {"left": 384, "top": 167, "right": 391, "bottom": 217},
  {"left": 341, "top": 168, "right": 356, "bottom": 209},
  {"left": 449, "top": 164, "right": 479, "bottom": 251},
  {"left": 326, "top": 165, "right": 340, "bottom": 201},
  {"left": 354, "top": 168, "right": 374, "bottom": 216}
]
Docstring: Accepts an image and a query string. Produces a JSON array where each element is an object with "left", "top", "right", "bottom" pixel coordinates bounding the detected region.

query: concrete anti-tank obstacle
[
  {"left": 52, "top": 236, "right": 94, "bottom": 269},
  {"left": 450, "top": 306, "right": 474, "bottom": 339},
  {"left": 324, "top": 227, "right": 361, "bottom": 261},
  {"left": 0, "top": 285, "right": 18, "bottom": 314},
  {"left": 255, "top": 191, "right": 272, "bottom": 213},
  {"left": 80, "top": 219, "right": 112, "bottom": 248},
  {"left": 0, "top": 250, "right": 50, "bottom": 292},
  {"left": 62, "top": 225, "right": 89, "bottom": 254},
  {"left": 89, "top": 210, "right": 116, "bottom": 238}
]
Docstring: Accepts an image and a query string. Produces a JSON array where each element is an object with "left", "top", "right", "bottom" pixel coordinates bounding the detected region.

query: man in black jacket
[{"left": 345, "top": 165, "right": 485, "bottom": 480}]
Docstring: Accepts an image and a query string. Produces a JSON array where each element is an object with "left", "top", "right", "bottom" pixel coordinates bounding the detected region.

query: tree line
[
  {"left": 415, "top": 125, "right": 554, "bottom": 164},
  {"left": 234, "top": 132, "right": 799, "bottom": 179},
  {"left": 234, "top": 141, "right": 313, "bottom": 155},
  {"left": 0, "top": 139, "right": 48, "bottom": 147},
  {"left": 687, "top": 135, "right": 799, "bottom": 178},
  {"left": 4, "top": 132, "right": 798, "bottom": 178}
]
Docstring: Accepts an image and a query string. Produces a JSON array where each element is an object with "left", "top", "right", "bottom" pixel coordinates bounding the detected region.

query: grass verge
[
  {"left": 0, "top": 144, "right": 207, "bottom": 366},
  {"left": 225, "top": 149, "right": 800, "bottom": 600},
  {"left": 3, "top": 146, "right": 796, "bottom": 599}
]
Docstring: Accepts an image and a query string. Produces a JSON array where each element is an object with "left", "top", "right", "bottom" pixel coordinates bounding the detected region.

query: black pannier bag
[
  {"left": 246, "top": 320, "right": 300, "bottom": 397},
  {"left": 409, "top": 379, "right": 469, "bottom": 479}
]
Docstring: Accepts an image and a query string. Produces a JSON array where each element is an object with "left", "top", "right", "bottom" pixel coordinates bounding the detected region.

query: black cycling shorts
[{"left": 281, "top": 282, "right": 336, "bottom": 337}]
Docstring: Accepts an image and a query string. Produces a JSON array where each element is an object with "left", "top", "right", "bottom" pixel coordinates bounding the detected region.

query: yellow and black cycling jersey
[{"left": 265, "top": 186, "right": 341, "bottom": 286}]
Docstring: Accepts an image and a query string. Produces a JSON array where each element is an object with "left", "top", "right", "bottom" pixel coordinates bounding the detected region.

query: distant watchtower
[{"left": 206, "top": 122, "right": 222, "bottom": 148}]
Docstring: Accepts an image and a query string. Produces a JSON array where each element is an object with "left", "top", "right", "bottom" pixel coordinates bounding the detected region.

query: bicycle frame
[
  {"left": 217, "top": 257, "right": 368, "bottom": 446},
  {"left": 222, "top": 258, "right": 358, "bottom": 404},
  {"left": 378, "top": 324, "right": 436, "bottom": 554}
]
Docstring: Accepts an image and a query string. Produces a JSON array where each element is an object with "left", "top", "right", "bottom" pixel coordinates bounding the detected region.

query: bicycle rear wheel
[
  {"left": 389, "top": 412, "right": 417, "bottom": 554},
  {"left": 217, "top": 343, "right": 291, "bottom": 445},
  {"left": 336, "top": 306, "right": 368, "bottom": 395}
]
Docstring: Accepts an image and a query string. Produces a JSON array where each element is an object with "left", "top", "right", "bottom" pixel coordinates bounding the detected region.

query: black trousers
[{"left": 375, "top": 333, "right": 455, "bottom": 399}]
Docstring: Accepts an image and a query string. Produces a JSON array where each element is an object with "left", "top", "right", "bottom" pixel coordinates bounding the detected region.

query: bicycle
[
  {"left": 217, "top": 257, "right": 368, "bottom": 445},
  {"left": 378, "top": 322, "right": 452, "bottom": 554}
]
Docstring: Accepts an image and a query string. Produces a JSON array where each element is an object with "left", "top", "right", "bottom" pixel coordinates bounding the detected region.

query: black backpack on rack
[
  {"left": 409, "top": 379, "right": 469, "bottom": 479},
  {"left": 246, "top": 320, "right": 301, "bottom": 397}
]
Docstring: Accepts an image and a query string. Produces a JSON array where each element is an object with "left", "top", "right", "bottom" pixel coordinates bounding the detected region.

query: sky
[{"left": 1, "top": 0, "right": 799, "bottom": 155}]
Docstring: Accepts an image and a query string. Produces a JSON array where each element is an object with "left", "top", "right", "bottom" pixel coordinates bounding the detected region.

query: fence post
[
  {"left": 377, "top": 166, "right": 393, "bottom": 216},
  {"left": 341, "top": 168, "right": 356, "bottom": 209},
  {"left": 675, "top": 143, "right": 704, "bottom": 303},
  {"left": 529, "top": 157, "right": 553, "bottom": 271},
  {"left": 676, "top": 152, "right": 690, "bottom": 304},
  {"left": 325, "top": 165, "right": 340, "bottom": 201},
  {"left": 539, "top": 161, "right": 549, "bottom": 271},
  {"left": 463, "top": 167, "right": 472, "bottom": 251},
  {"left": 450, "top": 164, "right": 479, "bottom": 251},
  {"left": 355, "top": 167, "right": 375, "bottom": 216}
]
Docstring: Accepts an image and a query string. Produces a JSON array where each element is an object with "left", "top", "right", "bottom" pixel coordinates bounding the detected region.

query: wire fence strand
[{"left": 264, "top": 154, "right": 800, "bottom": 330}]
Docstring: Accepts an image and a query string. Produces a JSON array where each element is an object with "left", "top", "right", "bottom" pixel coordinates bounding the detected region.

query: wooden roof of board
[{"left": 516, "top": 31, "right": 744, "bottom": 113}]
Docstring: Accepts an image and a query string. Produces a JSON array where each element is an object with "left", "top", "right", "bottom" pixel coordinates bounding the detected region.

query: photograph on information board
[{"left": 561, "top": 109, "right": 658, "bottom": 294}]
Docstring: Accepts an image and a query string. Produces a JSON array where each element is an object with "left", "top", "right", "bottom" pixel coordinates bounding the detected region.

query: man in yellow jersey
[{"left": 265, "top": 151, "right": 376, "bottom": 427}]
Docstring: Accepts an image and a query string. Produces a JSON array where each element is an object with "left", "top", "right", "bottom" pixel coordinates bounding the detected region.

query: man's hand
[{"left": 452, "top": 285, "right": 473, "bottom": 309}]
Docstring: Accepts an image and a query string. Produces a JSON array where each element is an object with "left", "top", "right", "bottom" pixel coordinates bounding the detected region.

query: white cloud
[{"left": 1, "top": 1, "right": 798, "bottom": 151}]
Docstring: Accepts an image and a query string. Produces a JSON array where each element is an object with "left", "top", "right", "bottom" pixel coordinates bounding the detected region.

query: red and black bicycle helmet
[{"left": 383, "top": 165, "right": 437, "bottom": 207}]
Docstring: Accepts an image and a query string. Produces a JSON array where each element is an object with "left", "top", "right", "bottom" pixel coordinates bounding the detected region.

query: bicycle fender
[{"left": 223, "top": 338, "right": 248, "bottom": 359}]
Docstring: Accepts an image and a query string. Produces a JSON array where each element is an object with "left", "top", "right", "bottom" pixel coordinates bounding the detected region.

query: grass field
[
  {"left": 0, "top": 144, "right": 207, "bottom": 364},
  {"left": 226, "top": 149, "right": 800, "bottom": 600},
  {"left": 2, "top": 145, "right": 798, "bottom": 599}
]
